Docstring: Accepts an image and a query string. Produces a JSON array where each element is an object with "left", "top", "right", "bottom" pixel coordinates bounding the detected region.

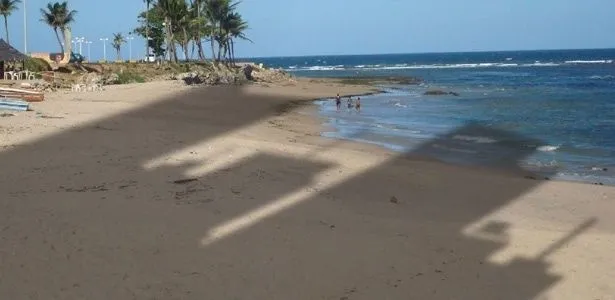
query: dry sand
[{"left": 1, "top": 79, "right": 614, "bottom": 299}]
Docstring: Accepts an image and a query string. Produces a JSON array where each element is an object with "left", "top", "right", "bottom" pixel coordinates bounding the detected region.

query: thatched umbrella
[{"left": 0, "top": 39, "right": 28, "bottom": 79}]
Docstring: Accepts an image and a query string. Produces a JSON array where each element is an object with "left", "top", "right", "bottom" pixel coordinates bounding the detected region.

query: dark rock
[
  {"left": 424, "top": 90, "right": 459, "bottom": 96},
  {"left": 424, "top": 90, "right": 449, "bottom": 96},
  {"left": 173, "top": 178, "right": 198, "bottom": 184},
  {"left": 243, "top": 64, "right": 254, "bottom": 80},
  {"left": 390, "top": 196, "right": 399, "bottom": 204}
]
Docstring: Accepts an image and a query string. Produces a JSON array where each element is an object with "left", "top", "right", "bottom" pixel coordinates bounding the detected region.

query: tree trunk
[
  {"left": 216, "top": 39, "right": 223, "bottom": 62},
  {"left": 54, "top": 28, "right": 64, "bottom": 53},
  {"left": 116, "top": 48, "right": 121, "bottom": 61},
  {"left": 195, "top": 0, "right": 204, "bottom": 61},
  {"left": 164, "top": 17, "right": 173, "bottom": 62},
  {"left": 145, "top": 0, "right": 150, "bottom": 60},
  {"left": 195, "top": 37, "right": 205, "bottom": 60},
  {"left": 210, "top": 38, "right": 216, "bottom": 63},
  {"left": 183, "top": 43, "right": 189, "bottom": 61},
  {"left": 3, "top": 16, "right": 9, "bottom": 45},
  {"left": 191, "top": 42, "right": 195, "bottom": 60},
  {"left": 182, "top": 27, "right": 189, "bottom": 61},
  {"left": 60, "top": 28, "right": 69, "bottom": 54},
  {"left": 231, "top": 39, "right": 235, "bottom": 66}
]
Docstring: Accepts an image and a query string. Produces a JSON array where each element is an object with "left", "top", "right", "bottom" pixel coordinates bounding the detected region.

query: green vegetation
[
  {"left": 24, "top": 57, "right": 52, "bottom": 72},
  {"left": 115, "top": 71, "right": 145, "bottom": 84},
  {"left": 132, "top": 0, "right": 250, "bottom": 65},
  {"left": 0, "top": 0, "right": 20, "bottom": 45}
]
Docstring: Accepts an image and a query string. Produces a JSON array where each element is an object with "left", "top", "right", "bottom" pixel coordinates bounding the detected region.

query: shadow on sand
[{"left": 0, "top": 84, "right": 596, "bottom": 299}]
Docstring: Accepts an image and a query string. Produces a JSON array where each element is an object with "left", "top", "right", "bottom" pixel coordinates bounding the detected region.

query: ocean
[{"left": 250, "top": 49, "right": 615, "bottom": 185}]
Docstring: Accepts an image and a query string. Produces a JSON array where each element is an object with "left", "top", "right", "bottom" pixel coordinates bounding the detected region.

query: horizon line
[{"left": 238, "top": 46, "right": 615, "bottom": 60}]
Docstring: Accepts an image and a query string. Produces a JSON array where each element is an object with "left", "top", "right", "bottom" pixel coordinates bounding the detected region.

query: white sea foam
[
  {"left": 590, "top": 75, "right": 614, "bottom": 80},
  {"left": 537, "top": 145, "right": 560, "bottom": 152},
  {"left": 284, "top": 58, "right": 612, "bottom": 72},
  {"left": 285, "top": 61, "right": 573, "bottom": 71},
  {"left": 565, "top": 60, "right": 613, "bottom": 64},
  {"left": 393, "top": 102, "right": 408, "bottom": 108}
]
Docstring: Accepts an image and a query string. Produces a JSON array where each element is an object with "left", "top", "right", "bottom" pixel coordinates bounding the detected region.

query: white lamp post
[
  {"left": 127, "top": 35, "right": 134, "bottom": 61},
  {"left": 23, "top": 0, "right": 27, "bottom": 53},
  {"left": 86, "top": 41, "right": 92, "bottom": 62},
  {"left": 99, "top": 38, "right": 108, "bottom": 61},
  {"left": 75, "top": 37, "right": 85, "bottom": 55}
]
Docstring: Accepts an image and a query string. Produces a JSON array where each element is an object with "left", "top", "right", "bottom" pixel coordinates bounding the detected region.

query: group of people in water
[{"left": 335, "top": 94, "right": 361, "bottom": 112}]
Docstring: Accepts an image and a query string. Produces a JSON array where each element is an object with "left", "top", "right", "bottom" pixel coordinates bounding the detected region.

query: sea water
[{"left": 250, "top": 49, "right": 615, "bottom": 184}]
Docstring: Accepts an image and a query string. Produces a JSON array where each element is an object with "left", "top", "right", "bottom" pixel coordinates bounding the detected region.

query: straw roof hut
[{"left": 0, "top": 39, "right": 27, "bottom": 61}]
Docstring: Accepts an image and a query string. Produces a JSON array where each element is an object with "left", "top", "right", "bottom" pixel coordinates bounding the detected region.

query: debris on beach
[
  {"left": 173, "top": 178, "right": 199, "bottom": 184},
  {"left": 0, "top": 87, "right": 45, "bottom": 102},
  {"left": 0, "top": 99, "right": 30, "bottom": 111}
]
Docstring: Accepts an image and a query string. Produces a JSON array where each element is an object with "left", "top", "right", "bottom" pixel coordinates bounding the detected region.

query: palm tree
[
  {"left": 40, "top": 1, "right": 77, "bottom": 53},
  {"left": 112, "top": 33, "right": 126, "bottom": 61},
  {"left": 188, "top": 0, "right": 207, "bottom": 60},
  {"left": 225, "top": 12, "right": 250, "bottom": 65},
  {"left": 204, "top": 0, "right": 242, "bottom": 63},
  {"left": 0, "top": 0, "right": 21, "bottom": 45},
  {"left": 156, "top": 0, "right": 188, "bottom": 62}
]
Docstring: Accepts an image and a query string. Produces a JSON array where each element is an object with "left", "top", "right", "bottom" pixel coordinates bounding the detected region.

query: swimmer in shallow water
[
  {"left": 347, "top": 96, "right": 353, "bottom": 110},
  {"left": 335, "top": 94, "right": 341, "bottom": 111},
  {"left": 355, "top": 97, "right": 361, "bottom": 112}
]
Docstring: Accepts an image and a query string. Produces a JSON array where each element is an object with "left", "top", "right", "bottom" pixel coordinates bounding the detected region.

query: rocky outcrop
[
  {"left": 243, "top": 64, "right": 294, "bottom": 83},
  {"left": 175, "top": 70, "right": 245, "bottom": 86}
]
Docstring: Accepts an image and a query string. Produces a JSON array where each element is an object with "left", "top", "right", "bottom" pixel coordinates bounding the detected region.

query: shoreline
[{"left": 304, "top": 83, "right": 614, "bottom": 187}]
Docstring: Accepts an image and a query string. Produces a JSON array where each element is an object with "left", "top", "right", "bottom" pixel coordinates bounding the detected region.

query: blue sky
[{"left": 4, "top": 0, "right": 615, "bottom": 60}]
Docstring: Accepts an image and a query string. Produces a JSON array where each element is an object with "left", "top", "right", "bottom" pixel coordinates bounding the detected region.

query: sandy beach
[{"left": 1, "top": 79, "right": 614, "bottom": 299}]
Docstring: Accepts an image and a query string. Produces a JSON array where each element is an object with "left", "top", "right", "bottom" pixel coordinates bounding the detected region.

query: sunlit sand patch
[
  {"left": 463, "top": 213, "right": 598, "bottom": 266},
  {"left": 0, "top": 82, "right": 188, "bottom": 153},
  {"left": 142, "top": 141, "right": 246, "bottom": 171}
]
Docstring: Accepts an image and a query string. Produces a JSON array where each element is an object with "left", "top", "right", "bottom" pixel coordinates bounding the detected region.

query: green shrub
[
  {"left": 115, "top": 71, "right": 145, "bottom": 84},
  {"left": 24, "top": 57, "right": 51, "bottom": 72}
]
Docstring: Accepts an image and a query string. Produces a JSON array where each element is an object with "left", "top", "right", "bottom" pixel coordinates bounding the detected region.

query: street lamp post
[
  {"left": 75, "top": 37, "right": 85, "bottom": 55},
  {"left": 127, "top": 35, "right": 134, "bottom": 61},
  {"left": 23, "top": 0, "right": 27, "bottom": 53},
  {"left": 99, "top": 38, "right": 108, "bottom": 61},
  {"left": 86, "top": 41, "right": 92, "bottom": 62}
]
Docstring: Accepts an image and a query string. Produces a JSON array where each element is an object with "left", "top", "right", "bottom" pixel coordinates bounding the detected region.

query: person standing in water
[
  {"left": 335, "top": 94, "right": 341, "bottom": 111},
  {"left": 355, "top": 97, "right": 361, "bottom": 112},
  {"left": 347, "top": 96, "right": 353, "bottom": 110}
]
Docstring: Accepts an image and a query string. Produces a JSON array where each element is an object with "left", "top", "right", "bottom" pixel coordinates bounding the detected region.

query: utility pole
[
  {"left": 127, "top": 35, "right": 134, "bottom": 61},
  {"left": 86, "top": 41, "right": 92, "bottom": 61},
  {"left": 75, "top": 37, "right": 85, "bottom": 55},
  {"left": 99, "top": 38, "right": 108, "bottom": 61},
  {"left": 23, "top": 0, "right": 27, "bottom": 53}
]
